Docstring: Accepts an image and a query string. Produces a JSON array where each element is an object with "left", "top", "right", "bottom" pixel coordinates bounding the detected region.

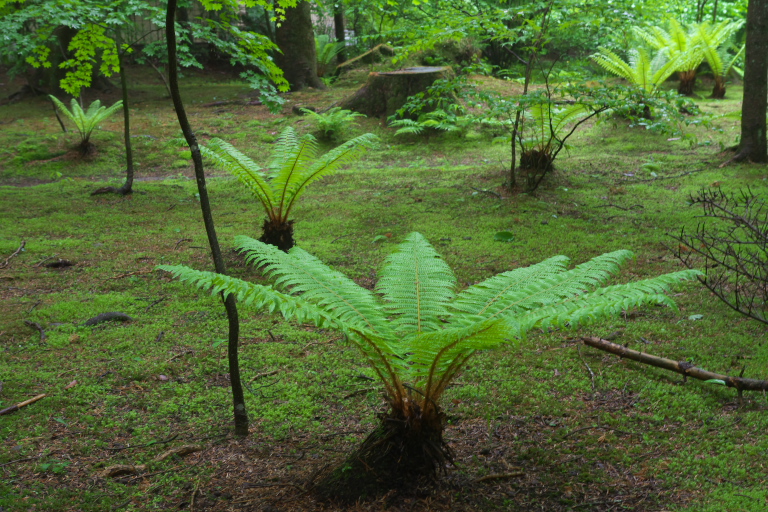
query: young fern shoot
[
  {"left": 200, "top": 127, "right": 376, "bottom": 251},
  {"left": 159, "top": 233, "right": 701, "bottom": 492}
]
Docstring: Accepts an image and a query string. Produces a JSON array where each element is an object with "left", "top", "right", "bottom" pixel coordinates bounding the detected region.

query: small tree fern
[
  {"left": 159, "top": 233, "right": 701, "bottom": 493},
  {"left": 49, "top": 96, "right": 123, "bottom": 156},
  {"left": 695, "top": 20, "right": 745, "bottom": 98},
  {"left": 633, "top": 19, "right": 705, "bottom": 95},
  {"left": 200, "top": 127, "right": 376, "bottom": 251},
  {"left": 590, "top": 47, "right": 681, "bottom": 95}
]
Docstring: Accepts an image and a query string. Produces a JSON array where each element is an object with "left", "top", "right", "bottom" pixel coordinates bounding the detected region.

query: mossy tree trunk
[
  {"left": 734, "top": 0, "right": 768, "bottom": 162},
  {"left": 677, "top": 70, "right": 697, "bottom": 95}
]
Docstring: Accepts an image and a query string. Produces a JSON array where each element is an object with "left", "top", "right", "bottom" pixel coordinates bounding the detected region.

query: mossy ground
[{"left": 1, "top": 65, "right": 767, "bottom": 511}]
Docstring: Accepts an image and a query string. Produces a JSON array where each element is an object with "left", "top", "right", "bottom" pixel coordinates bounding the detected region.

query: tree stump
[
  {"left": 336, "top": 44, "right": 395, "bottom": 75},
  {"left": 337, "top": 66, "right": 453, "bottom": 118}
]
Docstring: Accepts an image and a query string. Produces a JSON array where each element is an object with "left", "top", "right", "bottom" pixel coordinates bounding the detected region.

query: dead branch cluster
[{"left": 670, "top": 187, "right": 768, "bottom": 325}]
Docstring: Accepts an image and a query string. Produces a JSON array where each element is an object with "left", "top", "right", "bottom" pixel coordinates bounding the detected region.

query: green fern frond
[
  {"left": 282, "top": 132, "right": 377, "bottom": 219},
  {"left": 377, "top": 232, "right": 457, "bottom": 334},
  {"left": 520, "top": 270, "right": 701, "bottom": 330},
  {"left": 235, "top": 235, "right": 388, "bottom": 332},
  {"left": 201, "top": 139, "right": 276, "bottom": 213},
  {"left": 452, "top": 255, "right": 570, "bottom": 317}
]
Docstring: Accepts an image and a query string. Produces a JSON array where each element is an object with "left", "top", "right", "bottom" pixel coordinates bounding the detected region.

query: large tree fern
[
  {"left": 159, "top": 233, "right": 700, "bottom": 492},
  {"left": 199, "top": 127, "right": 377, "bottom": 251}
]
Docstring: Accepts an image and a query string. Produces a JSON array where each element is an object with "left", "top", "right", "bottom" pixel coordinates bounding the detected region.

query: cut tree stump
[
  {"left": 336, "top": 44, "right": 396, "bottom": 75},
  {"left": 338, "top": 66, "right": 453, "bottom": 118}
]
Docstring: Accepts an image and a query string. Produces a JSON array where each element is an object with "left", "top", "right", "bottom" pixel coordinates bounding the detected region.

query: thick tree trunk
[
  {"left": 734, "top": 0, "right": 768, "bottom": 163},
  {"left": 333, "top": 2, "right": 347, "bottom": 65},
  {"left": 275, "top": 1, "right": 325, "bottom": 91}
]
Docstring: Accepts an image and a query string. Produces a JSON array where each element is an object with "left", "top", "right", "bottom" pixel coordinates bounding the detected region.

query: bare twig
[
  {"left": 474, "top": 471, "right": 525, "bottom": 482},
  {"left": 0, "top": 456, "right": 39, "bottom": 468},
  {"left": 469, "top": 187, "right": 503, "bottom": 199},
  {"left": 174, "top": 238, "right": 192, "bottom": 250},
  {"left": 577, "top": 345, "right": 596, "bottom": 390},
  {"left": 562, "top": 425, "right": 640, "bottom": 440},
  {"left": 0, "top": 241, "right": 25, "bottom": 269},
  {"left": 0, "top": 394, "right": 47, "bottom": 416},
  {"left": 109, "top": 269, "right": 154, "bottom": 280},
  {"left": 248, "top": 370, "right": 279, "bottom": 383},
  {"left": 33, "top": 255, "right": 58, "bottom": 267},
  {"left": 23, "top": 320, "right": 46, "bottom": 342}
]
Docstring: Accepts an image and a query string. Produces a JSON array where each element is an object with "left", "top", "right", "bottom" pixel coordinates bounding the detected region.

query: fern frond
[
  {"left": 281, "top": 132, "right": 377, "bottom": 219},
  {"left": 520, "top": 269, "right": 703, "bottom": 330},
  {"left": 452, "top": 255, "right": 570, "bottom": 317},
  {"left": 591, "top": 48, "right": 637, "bottom": 83},
  {"left": 474, "top": 250, "right": 635, "bottom": 321},
  {"left": 377, "top": 232, "right": 457, "bottom": 334},
  {"left": 201, "top": 139, "right": 276, "bottom": 214},
  {"left": 235, "top": 235, "right": 388, "bottom": 332},
  {"left": 158, "top": 264, "right": 343, "bottom": 328},
  {"left": 49, "top": 96, "right": 123, "bottom": 146}
]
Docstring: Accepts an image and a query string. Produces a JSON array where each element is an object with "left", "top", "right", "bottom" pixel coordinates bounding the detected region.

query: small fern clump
[
  {"left": 49, "top": 96, "right": 123, "bottom": 156},
  {"left": 300, "top": 107, "right": 365, "bottom": 142},
  {"left": 159, "top": 232, "right": 700, "bottom": 496}
]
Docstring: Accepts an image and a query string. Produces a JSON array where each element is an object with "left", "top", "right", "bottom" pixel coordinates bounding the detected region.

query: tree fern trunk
[
  {"left": 259, "top": 218, "right": 295, "bottom": 252},
  {"left": 711, "top": 76, "right": 727, "bottom": 99},
  {"left": 677, "top": 70, "right": 697, "bottom": 95}
]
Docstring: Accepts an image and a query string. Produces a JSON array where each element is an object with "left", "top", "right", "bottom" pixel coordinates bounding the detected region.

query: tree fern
[
  {"left": 200, "top": 127, "right": 377, "bottom": 251},
  {"left": 159, "top": 232, "right": 701, "bottom": 480},
  {"left": 591, "top": 47, "right": 680, "bottom": 94},
  {"left": 633, "top": 19, "right": 705, "bottom": 95},
  {"left": 694, "top": 20, "right": 744, "bottom": 98},
  {"left": 49, "top": 96, "right": 123, "bottom": 155}
]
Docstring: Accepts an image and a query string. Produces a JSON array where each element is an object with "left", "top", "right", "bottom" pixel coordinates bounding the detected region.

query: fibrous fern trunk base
[
  {"left": 711, "top": 79, "right": 726, "bottom": 99},
  {"left": 677, "top": 71, "right": 697, "bottom": 96},
  {"left": 519, "top": 149, "right": 554, "bottom": 192},
  {"left": 313, "top": 401, "right": 452, "bottom": 503},
  {"left": 259, "top": 218, "right": 295, "bottom": 252}
]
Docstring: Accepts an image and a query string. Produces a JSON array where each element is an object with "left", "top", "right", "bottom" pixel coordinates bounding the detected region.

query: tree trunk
[
  {"left": 735, "top": 0, "right": 768, "bottom": 163},
  {"left": 166, "top": 0, "right": 248, "bottom": 437},
  {"left": 116, "top": 32, "right": 134, "bottom": 195},
  {"left": 334, "top": 2, "right": 347, "bottom": 66},
  {"left": 275, "top": 1, "right": 325, "bottom": 91}
]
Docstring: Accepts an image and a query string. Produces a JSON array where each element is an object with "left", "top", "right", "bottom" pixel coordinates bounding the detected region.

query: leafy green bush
[
  {"left": 49, "top": 96, "right": 123, "bottom": 156},
  {"left": 160, "top": 232, "right": 700, "bottom": 485}
]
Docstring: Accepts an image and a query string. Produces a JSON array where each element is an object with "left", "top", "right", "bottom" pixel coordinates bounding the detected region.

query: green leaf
[
  {"left": 704, "top": 379, "right": 726, "bottom": 386},
  {"left": 688, "top": 314, "right": 704, "bottom": 321},
  {"left": 494, "top": 231, "right": 516, "bottom": 242}
]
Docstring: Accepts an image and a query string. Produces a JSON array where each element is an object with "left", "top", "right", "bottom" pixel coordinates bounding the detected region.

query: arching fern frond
[
  {"left": 235, "top": 235, "right": 388, "bottom": 332},
  {"left": 377, "top": 232, "right": 457, "bottom": 334},
  {"left": 201, "top": 139, "right": 275, "bottom": 213}
]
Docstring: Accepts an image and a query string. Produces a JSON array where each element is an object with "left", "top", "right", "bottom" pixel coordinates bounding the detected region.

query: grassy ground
[{"left": 1, "top": 65, "right": 767, "bottom": 511}]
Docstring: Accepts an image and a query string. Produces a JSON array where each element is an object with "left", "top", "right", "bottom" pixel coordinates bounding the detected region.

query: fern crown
[
  {"left": 200, "top": 127, "right": 377, "bottom": 222},
  {"left": 49, "top": 96, "right": 123, "bottom": 144},
  {"left": 160, "top": 233, "right": 701, "bottom": 404}
]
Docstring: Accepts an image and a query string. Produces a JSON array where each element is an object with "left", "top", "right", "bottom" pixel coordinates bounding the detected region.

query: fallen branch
[
  {"left": 0, "top": 394, "right": 47, "bottom": 416},
  {"left": 82, "top": 312, "right": 134, "bottom": 327},
  {"left": 580, "top": 337, "right": 768, "bottom": 395},
  {"left": 248, "top": 369, "right": 279, "bottom": 383},
  {"left": 0, "top": 241, "right": 25, "bottom": 269}
]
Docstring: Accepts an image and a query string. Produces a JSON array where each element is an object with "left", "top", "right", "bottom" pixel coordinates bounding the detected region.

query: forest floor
[{"left": 1, "top": 63, "right": 767, "bottom": 512}]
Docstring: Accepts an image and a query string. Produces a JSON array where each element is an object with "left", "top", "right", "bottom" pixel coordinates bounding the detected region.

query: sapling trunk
[
  {"left": 165, "top": 0, "right": 248, "bottom": 436},
  {"left": 116, "top": 31, "right": 134, "bottom": 195}
]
